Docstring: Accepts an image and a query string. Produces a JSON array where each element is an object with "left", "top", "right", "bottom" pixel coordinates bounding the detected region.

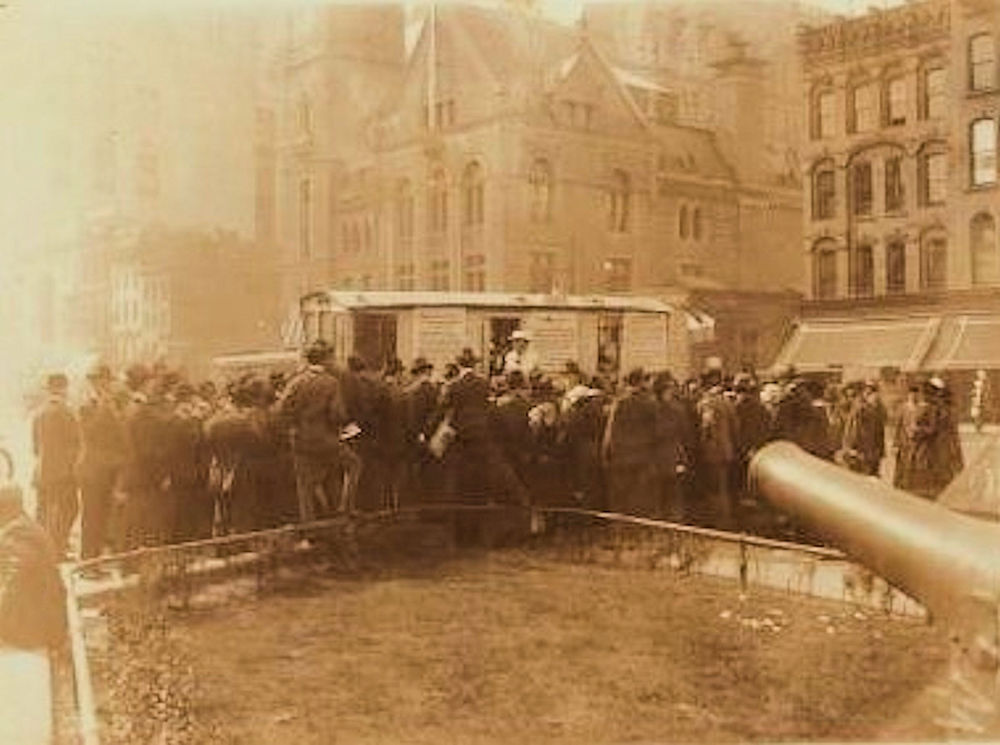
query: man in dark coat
[
  {"left": 76, "top": 364, "right": 125, "bottom": 559},
  {"left": 401, "top": 358, "right": 438, "bottom": 503},
  {"left": 893, "top": 382, "right": 921, "bottom": 490},
  {"left": 493, "top": 370, "right": 533, "bottom": 499},
  {"left": 118, "top": 365, "right": 168, "bottom": 549},
  {"left": 653, "top": 373, "right": 690, "bottom": 522},
  {"left": 441, "top": 349, "right": 528, "bottom": 545},
  {"left": 276, "top": 342, "right": 359, "bottom": 520},
  {"left": 842, "top": 381, "right": 886, "bottom": 477},
  {"left": 561, "top": 378, "right": 608, "bottom": 510},
  {"left": 32, "top": 373, "right": 80, "bottom": 558},
  {"left": 442, "top": 349, "right": 498, "bottom": 503},
  {"left": 695, "top": 371, "right": 739, "bottom": 529},
  {"left": 339, "top": 357, "right": 385, "bottom": 512},
  {"left": 602, "top": 368, "right": 659, "bottom": 517},
  {"left": 165, "top": 383, "right": 212, "bottom": 541}
]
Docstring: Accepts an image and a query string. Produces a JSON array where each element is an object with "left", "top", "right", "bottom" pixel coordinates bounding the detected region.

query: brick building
[
  {"left": 777, "top": 0, "right": 1000, "bottom": 415},
  {"left": 276, "top": 4, "right": 806, "bottom": 377}
]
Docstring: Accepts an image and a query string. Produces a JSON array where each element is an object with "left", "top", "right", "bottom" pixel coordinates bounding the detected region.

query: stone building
[
  {"left": 276, "top": 3, "right": 805, "bottom": 378},
  {"left": 777, "top": 0, "right": 1000, "bottom": 415}
]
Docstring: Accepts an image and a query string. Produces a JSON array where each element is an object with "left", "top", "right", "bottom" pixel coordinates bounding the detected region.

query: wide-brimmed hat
[
  {"left": 87, "top": 363, "right": 113, "bottom": 382},
  {"left": 410, "top": 357, "right": 434, "bottom": 375},
  {"left": 304, "top": 339, "right": 333, "bottom": 365},
  {"left": 625, "top": 367, "right": 645, "bottom": 387},
  {"left": 510, "top": 330, "right": 532, "bottom": 342},
  {"left": 455, "top": 348, "right": 479, "bottom": 369},
  {"left": 46, "top": 373, "right": 69, "bottom": 393}
]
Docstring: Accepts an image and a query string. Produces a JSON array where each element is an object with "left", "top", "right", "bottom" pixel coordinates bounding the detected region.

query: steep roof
[
  {"left": 439, "top": 4, "right": 577, "bottom": 83},
  {"left": 652, "top": 125, "right": 734, "bottom": 182}
]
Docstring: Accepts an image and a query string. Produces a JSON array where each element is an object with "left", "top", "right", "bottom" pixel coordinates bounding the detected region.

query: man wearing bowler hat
[
  {"left": 32, "top": 372, "right": 81, "bottom": 557},
  {"left": 402, "top": 357, "right": 437, "bottom": 503}
]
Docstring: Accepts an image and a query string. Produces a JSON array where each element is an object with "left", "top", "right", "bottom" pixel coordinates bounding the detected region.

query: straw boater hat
[
  {"left": 87, "top": 363, "right": 113, "bottom": 382},
  {"left": 510, "top": 330, "right": 532, "bottom": 342}
]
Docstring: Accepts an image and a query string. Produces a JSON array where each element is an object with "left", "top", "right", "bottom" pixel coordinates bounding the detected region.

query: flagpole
[{"left": 427, "top": 2, "right": 437, "bottom": 132}]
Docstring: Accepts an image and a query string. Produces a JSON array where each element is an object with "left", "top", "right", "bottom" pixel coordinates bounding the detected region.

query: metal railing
[{"left": 54, "top": 503, "right": 898, "bottom": 745}]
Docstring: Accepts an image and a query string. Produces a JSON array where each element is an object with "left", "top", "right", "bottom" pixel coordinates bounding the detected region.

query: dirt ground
[{"left": 163, "top": 547, "right": 949, "bottom": 745}]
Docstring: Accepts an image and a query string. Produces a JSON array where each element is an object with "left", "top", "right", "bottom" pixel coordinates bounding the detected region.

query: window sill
[
  {"left": 967, "top": 87, "right": 999, "bottom": 99},
  {"left": 967, "top": 183, "right": 998, "bottom": 193}
]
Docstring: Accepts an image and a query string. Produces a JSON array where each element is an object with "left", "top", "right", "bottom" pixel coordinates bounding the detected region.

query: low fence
[{"left": 54, "top": 505, "right": 927, "bottom": 745}]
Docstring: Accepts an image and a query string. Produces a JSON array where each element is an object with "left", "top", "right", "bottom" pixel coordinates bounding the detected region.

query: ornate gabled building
[
  {"left": 777, "top": 0, "right": 1000, "bottom": 413},
  {"left": 276, "top": 4, "right": 804, "bottom": 377}
]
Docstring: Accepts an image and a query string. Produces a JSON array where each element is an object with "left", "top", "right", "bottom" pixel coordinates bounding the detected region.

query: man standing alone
[{"left": 32, "top": 373, "right": 80, "bottom": 558}]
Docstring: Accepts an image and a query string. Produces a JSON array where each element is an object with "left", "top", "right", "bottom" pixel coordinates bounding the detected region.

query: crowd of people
[{"left": 27, "top": 337, "right": 970, "bottom": 562}]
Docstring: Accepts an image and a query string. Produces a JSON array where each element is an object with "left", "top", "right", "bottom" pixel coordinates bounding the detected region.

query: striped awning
[
  {"left": 922, "top": 315, "right": 1000, "bottom": 371},
  {"left": 772, "top": 316, "right": 940, "bottom": 375}
]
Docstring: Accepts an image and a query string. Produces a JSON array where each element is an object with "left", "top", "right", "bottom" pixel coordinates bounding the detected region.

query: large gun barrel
[
  {"left": 749, "top": 441, "right": 1000, "bottom": 623},
  {"left": 749, "top": 441, "right": 1000, "bottom": 734}
]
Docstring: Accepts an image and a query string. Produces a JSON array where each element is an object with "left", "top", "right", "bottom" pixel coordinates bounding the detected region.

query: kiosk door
[
  {"left": 488, "top": 316, "right": 521, "bottom": 376},
  {"left": 353, "top": 313, "right": 398, "bottom": 370}
]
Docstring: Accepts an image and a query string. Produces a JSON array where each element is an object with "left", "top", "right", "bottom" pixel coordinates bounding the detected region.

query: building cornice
[{"left": 798, "top": 0, "right": 950, "bottom": 69}]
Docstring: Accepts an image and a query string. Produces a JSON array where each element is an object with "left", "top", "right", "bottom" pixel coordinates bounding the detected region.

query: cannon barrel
[
  {"left": 749, "top": 442, "right": 1000, "bottom": 637},
  {"left": 750, "top": 441, "right": 1000, "bottom": 734}
]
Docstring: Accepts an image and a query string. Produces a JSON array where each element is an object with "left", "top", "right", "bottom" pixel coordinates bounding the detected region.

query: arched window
[
  {"left": 920, "top": 231, "right": 947, "bottom": 290},
  {"left": 692, "top": 207, "right": 703, "bottom": 241},
  {"left": 971, "top": 212, "right": 998, "bottom": 286},
  {"left": 886, "top": 240, "right": 906, "bottom": 294},
  {"left": 971, "top": 118, "right": 997, "bottom": 187},
  {"left": 851, "top": 242, "right": 874, "bottom": 298},
  {"left": 528, "top": 158, "right": 552, "bottom": 222},
  {"left": 918, "top": 142, "right": 948, "bottom": 206},
  {"left": 851, "top": 160, "right": 873, "bottom": 216},
  {"left": 607, "top": 170, "right": 630, "bottom": 233},
  {"left": 970, "top": 33, "right": 996, "bottom": 92},
  {"left": 849, "top": 81, "right": 878, "bottom": 133},
  {"left": 812, "top": 161, "right": 836, "bottom": 220},
  {"left": 462, "top": 161, "right": 484, "bottom": 227},
  {"left": 679, "top": 205, "right": 689, "bottom": 239},
  {"left": 428, "top": 167, "right": 448, "bottom": 233},
  {"left": 813, "top": 240, "right": 837, "bottom": 300},
  {"left": 884, "top": 155, "right": 904, "bottom": 212}
]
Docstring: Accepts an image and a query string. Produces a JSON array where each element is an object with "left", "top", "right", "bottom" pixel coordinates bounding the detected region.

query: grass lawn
[{"left": 167, "top": 548, "right": 948, "bottom": 744}]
